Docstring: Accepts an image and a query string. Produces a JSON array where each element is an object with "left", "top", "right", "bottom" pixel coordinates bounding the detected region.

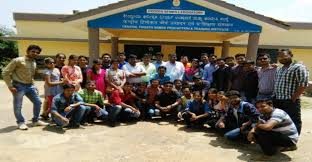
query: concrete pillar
[
  {"left": 246, "top": 33, "right": 260, "bottom": 61},
  {"left": 88, "top": 27, "right": 99, "bottom": 65},
  {"left": 111, "top": 37, "right": 119, "bottom": 58},
  {"left": 221, "top": 41, "right": 230, "bottom": 58}
]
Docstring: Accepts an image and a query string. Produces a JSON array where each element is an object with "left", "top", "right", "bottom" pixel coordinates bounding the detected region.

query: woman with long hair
[
  {"left": 183, "top": 58, "right": 203, "bottom": 82},
  {"left": 87, "top": 59, "right": 106, "bottom": 96},
  {"left": 61, "top": 55, "right": 83, "bottom": 91}
]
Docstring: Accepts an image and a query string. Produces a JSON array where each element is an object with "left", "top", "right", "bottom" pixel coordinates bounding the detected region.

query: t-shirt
[
  {"left": 261, "top": 108, "right": 299, "bottom": 144},
  {"left": 43, "top": 68, "right": 63, "bottom": 96},
  {"left": 156, "top": 91, "right": 181, "bottom": 107},
  {"left": 185, "top": 100, "right": 211, "bottom": 115},
  {"left": 122, "top": 63, "right": 146, "bottom": 84}
]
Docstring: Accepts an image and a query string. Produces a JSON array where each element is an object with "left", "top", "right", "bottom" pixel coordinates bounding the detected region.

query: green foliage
[{"left": 0, "top": 26, "right": 18, "bottom": 79}]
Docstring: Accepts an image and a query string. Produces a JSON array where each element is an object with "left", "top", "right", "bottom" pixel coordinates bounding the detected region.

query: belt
[{"left": 13, "top": 80, "right": 33, "bottom": 86}]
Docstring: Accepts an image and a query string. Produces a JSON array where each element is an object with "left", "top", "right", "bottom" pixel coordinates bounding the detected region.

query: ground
[{"left": 0, "top": 81, "right": 312, "bottom": 162}]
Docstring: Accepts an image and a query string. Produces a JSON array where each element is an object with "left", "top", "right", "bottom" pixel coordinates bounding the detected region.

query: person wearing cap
[
  {"left": 153, "top": 52, "right": 165, "bottom": 70},
  {"left": 139, "top": 53, "right": 156, "bottom": 83},
  {"left": 50, "top": 84, "right": 87, "bottom": 128},
  {"left": 2, "top": 45, "right": 49, "bottom": 130},
  {"left": 164, "top": 53, "right": 185, "bottom": 82},
  {"left": 122, "top": 54, "right": 146, "bottom": 85},
  {"left": 216, "top": 90, "right": 260, "bottom": 141},
  {"left": 242, "top": 60, "right": 258, "bottom": 104}
]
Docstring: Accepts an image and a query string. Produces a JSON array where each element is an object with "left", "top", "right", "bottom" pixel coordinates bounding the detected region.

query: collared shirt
[
  {"left": 139, "top": 62, "right": 156, "bottom": 83},
  {"left": 151, "top": 73, "right": 171, "bottom": 85},
  {"left": 257, "top": 66, "right": 277, "bottom": 94},
  {"left": 230, "top": 65, "right": 245, "bottom": 91},
  {"left": 212, "top": 66, "right": 231, "bottom": 91},
  {"left": 2, "top": 56, "right": 36, "bottom": 87},
  {"left": 185, "top": 100, "right": 211, "bottom": 115},
  {"left": 260, "top": 108, "right": 299, "bottom": 144},
  {"left": 118, "top": 61, "right": 127, "bottom": 69},
  {"left": 164, "top": 61, "right": 185, "bottom": 82},
  {"left": 153, "top": 61, "right": 165, "bottom": 70},
  {"left": 202, "top": 63, "right": 218, "bottom": 84},
  {"left": 51, "top": 93, "right": 84, "bottom": 114},
  {"left": 78, "top": 89, "right": 104, "bottom": 106},
  {"left": 122, "top": 63, "right": 146, "bottom": 84},
  {"left": 274, "top": 63, "right": 309, "bottom": 100}
]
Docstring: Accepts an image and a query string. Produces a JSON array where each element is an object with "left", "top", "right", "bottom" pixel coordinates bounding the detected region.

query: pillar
[
  {"left": 246, "top": 33, "right": 260, "bottom": 61},
  {"left": 221, "top": 41, "right": 230, "bottom": 58},
  {"left": 88, "top": 27, "right": 99, "bottom": 65},
  {"left": 111, "top": 37, "right": 119, "bottom": 58}
]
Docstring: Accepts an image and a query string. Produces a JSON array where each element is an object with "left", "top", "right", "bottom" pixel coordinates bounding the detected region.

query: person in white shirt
[
  {"left": 164, "top": 53, "right": 185, "bottom": 82},
  {"left": 139, "top": 53, "right": 156, "bottom": 83},
  {"left": 122, "top": 54, "right": 146, "bottom": 84}
]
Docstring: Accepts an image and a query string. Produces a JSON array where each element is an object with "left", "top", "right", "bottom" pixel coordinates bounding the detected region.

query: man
[
  {"left": 225, "top": 56, "right": 236, "bottom": 68},
  {"left": 230, "top": 54, "right": 246, "bottom": 93},
  {"left": 55, "top": 53, "right": 66, "bottom": 75},
  {"left": 273, "top": 49, "right": 309, "bottom": 134},
  {"left": 216, "top": 90, "right": 259, "bottom": 141},
  {"left": 256, "top": 53, "right": 276, "bottom": 100},
  {"left": 155, "top": 81, "right": 181, "bottom": 119},
  {"left": 101, "top": 53, "right": 111, "bottom": 70},
  {"left": 199, "top": 53, "right": 209, "bottom": 70},
  {"left": 139, "top": 53, "right": 156, "bottom": 83},
  {"left": 118, "top": 52, "right": 127, "bottom": 69},
  {"left": 248, "top": 100, "right": 298, "bottom": 156},
  {"left": 212, "top": 58, "right": 231, "bottom": 91},
  {"left": 51, "top": 84, "right": 86, "bottom": 128},
  {"left": 78, "top": 81, "right": 109, "bottom": 124},
  {"left": 2, "top": 45, "right": 48, "bottom": 130},
  {"left": 164, "top": 53, "right": 185, "bottom": 82},
  {"left": 153, "top": 52, "right": 165, "bottom": 70},
  {"left": 122, "top": 54, "right": 146, "bottom": 85},
  {"left": 191, "top": 75, "right": 209, "bottom": 97},
  {"left": 151, "top": 66, "right": 171, "bottom": 85},
  {"left": 202, "top": 54, "right": 218, "bottom": 87},
  {"left": 242, "top": 60, "right": 258, "bottom": 103}
]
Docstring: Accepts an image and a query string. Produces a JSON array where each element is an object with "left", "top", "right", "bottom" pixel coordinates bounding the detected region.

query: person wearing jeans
[
  {"left": 51, "top": 84, "right": 86, "bottom": 128},
  {"left": 2, "top": 45, "right": 48, "bottom": 130}
]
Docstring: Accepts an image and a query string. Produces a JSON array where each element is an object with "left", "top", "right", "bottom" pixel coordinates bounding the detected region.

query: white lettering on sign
[{"left": 147, "top": 9, "right": 205, "bottom": 15}]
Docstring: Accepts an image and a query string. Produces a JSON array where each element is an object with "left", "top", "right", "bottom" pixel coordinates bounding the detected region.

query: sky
[{"left": 1, "top": 0, "right": 312, "bottom": 30}]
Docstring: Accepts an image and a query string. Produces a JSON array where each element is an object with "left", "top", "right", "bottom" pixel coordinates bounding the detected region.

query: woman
[
  {"left": 87, "top": 59, "right": 106, "bottom": 96},
  {"left": 78, "top": 55, "right": 89, "bottom": 89},
  {"left": 105, "top": 58, "right": 126, "bottom": 94},
  {"left": 183, "top": 58, "right": 203, "bottom": 82},
  {"left": 61, "top": 55, "right": 83, "bottom": 91}
]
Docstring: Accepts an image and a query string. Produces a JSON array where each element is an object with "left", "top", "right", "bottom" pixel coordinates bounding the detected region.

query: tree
[{"left": 0, "top": 26, "right": 18, "bottom": 78}]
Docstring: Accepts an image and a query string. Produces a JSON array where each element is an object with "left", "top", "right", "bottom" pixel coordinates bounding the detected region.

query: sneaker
[
  {"left": 280, "top": 145, "right": 298, "bottom": 152},
  {"left": 32, "top": 120, "right": 49, "bottom": 127},
  {"left": 18, "top": 123, "right": 28, "bottom": 130}
]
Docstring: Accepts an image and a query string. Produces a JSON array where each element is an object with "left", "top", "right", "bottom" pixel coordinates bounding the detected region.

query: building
[{"left": 2, "top": 0, "right": 312, "bottom": 79}]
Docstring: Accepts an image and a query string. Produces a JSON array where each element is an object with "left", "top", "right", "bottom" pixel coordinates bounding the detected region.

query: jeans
[
  {"left": 182, "top": 112, "right": 208, "bottom": 126},
  {"left": 53, "top": 105, "right": 86, "bottom": 126},
  {"left": 107, "top": 105, "right": 122, "bottom": 122},
  {"left": 12, "top": 82, "right": 42, "bottom": 123},
  {"left": 123, "top": 108, "right": 140, "bottom": 118},
  {"left": 224, "top": 128, "right": 241, "bottom": 139},
  {"left": 147, "top": 106, "right": 160, "bottom": 118},
  {"left": 81, "top": 106, "right": 109, "bottom": 123},
  {"left": 254, "top": 129, "right": 295, "bottom": 155},
  {"left": 273, "top": 99, "right": 302, "bottom": 134}
]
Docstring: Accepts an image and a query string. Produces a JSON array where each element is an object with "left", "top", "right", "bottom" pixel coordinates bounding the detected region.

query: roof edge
[
  {"left": 14, "top": 13, "right": 71, "bottom": 22},
  {"left": 287, "top": 22, "right": 312, "bottom": 30}
]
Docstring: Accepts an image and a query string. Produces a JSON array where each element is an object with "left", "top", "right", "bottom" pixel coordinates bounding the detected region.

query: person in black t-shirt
[{"left": 155, "top": 81, "right": 181, "bottom": 119}]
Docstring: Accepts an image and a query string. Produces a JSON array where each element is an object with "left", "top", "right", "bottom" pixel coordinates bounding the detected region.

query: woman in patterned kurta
[{"left": 61, "top": 55, "right": 83, "bottom": 91}]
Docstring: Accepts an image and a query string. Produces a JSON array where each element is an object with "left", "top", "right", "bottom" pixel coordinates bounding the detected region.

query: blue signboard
[{"left": 88, "top": 0, "right": 262, "bottom": 33}]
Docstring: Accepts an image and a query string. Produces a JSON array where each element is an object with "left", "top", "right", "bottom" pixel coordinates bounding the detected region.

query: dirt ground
[{"left": 0, "top": 81, "right": 312, "bottom": 162}]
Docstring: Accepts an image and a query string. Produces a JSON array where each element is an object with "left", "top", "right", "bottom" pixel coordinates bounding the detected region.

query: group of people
[{"left": 2, "top": 44, "right": 309, "bottom": 156}]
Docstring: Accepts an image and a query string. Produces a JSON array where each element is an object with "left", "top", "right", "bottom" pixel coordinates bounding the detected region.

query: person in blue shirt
[
  {"left": 151, "top": 66, "right": 170, "bottom": 85},
  {"left": 177, "top": 91, "right": 211, "bottom": 127},
  {"left": 51, "top": 84, "right": 87, "bottom": 128}
]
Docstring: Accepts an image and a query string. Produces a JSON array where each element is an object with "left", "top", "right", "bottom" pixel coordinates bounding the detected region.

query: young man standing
[
  {"left": 101, "top": 53, "right": 112, "bottom": 70},
  {"left": 164, "top": 53, "right": 185, "bottom": 82},
  {"left": 122, "top": 54, "right": 146, "bottom": 85},
  {"left": 248, "top": 100, "right": 298, "bottom": 156},
  {"left": 2, "top": 45, "right": 48, "bottom": 130},
  {"left": 230, "top": 54, "right": 246, "bottom": 93},
  {"left": 273, "top": 49, "right": 309, "bottom": 134},
  {"left": 202, "top": 54, "right": 218, "bottom": 88},
  {"left": 256, "top": 53, "right": 276, "bottom": 100},
  {"left": 139, "top": 53, "right": 156, "bottom": 83},
  {"left": 153, "top": 52, "right": 165, "bottom": 70}
]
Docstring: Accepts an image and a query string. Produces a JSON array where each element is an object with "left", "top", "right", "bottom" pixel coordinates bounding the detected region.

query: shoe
[
  {"left": 40, "top": 114, "right": 50, "bottom": 121},
  {"left": 280, "top": 145, "right": 298, "bottom": 152},
  {"left": 32, "top": 120, "right": 49, "bottom": 127},
  {"left": 18, "top": 123, "right": 28, "bottom": 130}
]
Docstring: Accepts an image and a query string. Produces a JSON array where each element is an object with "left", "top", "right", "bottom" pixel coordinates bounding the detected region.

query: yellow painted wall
[
  {"left": 161, "top": 45, "right": 176, "bottom": 61},
  {"left": 292, "top": 49, "right": 312, "bottom": 80},
  {"left": 229, "top": 47, "right": 247, "bottom": 57}
]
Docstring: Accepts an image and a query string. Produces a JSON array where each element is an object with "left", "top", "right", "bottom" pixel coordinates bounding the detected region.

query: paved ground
[{"left": 0, "top": 81, "right": 312, "bottom": 162}]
